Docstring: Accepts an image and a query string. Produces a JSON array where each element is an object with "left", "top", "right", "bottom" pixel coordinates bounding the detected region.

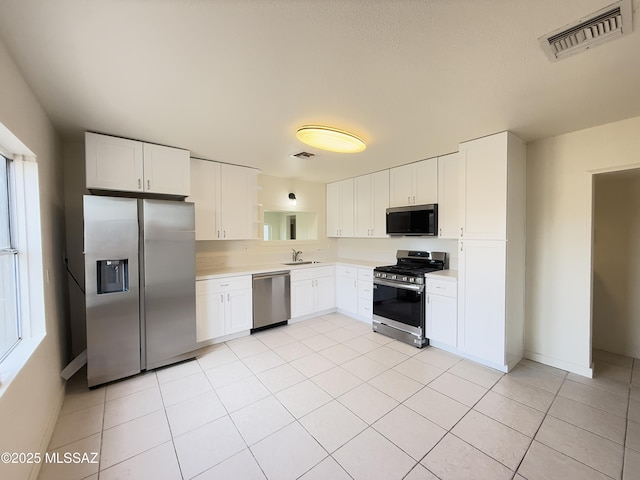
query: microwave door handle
[{"left": 374, "top": 279, "right": 423, "bottom": 292}]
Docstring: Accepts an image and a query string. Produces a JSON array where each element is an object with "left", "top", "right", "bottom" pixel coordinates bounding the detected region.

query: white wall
[
  {"left": 526, "top": 115, "right": 640, "bottom": 375},
  {"left": 336, "top": 237, "right": 459, "bottom": 268},
  {"left": 0, "top": 41, "right": 67, "bottom": 480},
  {"left": 592, "top": 170, "right": 640, "bottom": 358}
]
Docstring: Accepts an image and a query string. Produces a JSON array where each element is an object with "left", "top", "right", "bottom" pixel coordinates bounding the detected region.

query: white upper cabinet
[
  {"left": 86, "top": 133, "right": 143, "bottom": 192},
  {"left": 389, "top": 157, "right": 437, "bottom": 207},
  {"left": 142, "top": 143, "right": 190, "bottom": 196},
  {"left": 459, "top": 132, "right": 524, "bottom": 240},
  {"left": 219, "top": 163, "right": 257, "bottom": 240},
  {"left": 326, "top": 178, "right": 354, "bottom": 237},
  {"left": 354, "top": 170, "right": 389, "bottom": 238},
  {"left": 188, "top": 158, "right": 258, "bottom": 240},
  {"left": 85, "top": 132, "right": 189, "bottom": 196},
  {"left": 188, "top": 159, "right": 220, "bottom": 241},
  {"left": 437, "top": 152, "right": 460, "bottom": 239}
]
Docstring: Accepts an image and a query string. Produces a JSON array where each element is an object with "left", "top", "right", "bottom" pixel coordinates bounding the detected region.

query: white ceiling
[{"left": 0, "top": 0, "right": 639, "bottom": 183}]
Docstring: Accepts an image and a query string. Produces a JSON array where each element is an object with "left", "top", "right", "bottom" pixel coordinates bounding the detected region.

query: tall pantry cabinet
[{"left": 457, "top": 132, "right": 526, "bottom": 372}]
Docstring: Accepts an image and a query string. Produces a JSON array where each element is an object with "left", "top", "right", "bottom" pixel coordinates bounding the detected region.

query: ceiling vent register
[
  {"left": 290, "top": 151, "right": 315, "bottom": 159},
  {"left": 539, "top": 0, "right": 633, "bottom": 61}
]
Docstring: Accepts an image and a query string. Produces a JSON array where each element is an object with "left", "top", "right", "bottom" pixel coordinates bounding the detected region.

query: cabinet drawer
[
  {"left": 358, "top": 268, "right": 373, "bottom": 281},
  {"left": 291, "top": 265, "right": 335, "bottom": 282},
  {"left": 357, "top": 283, "right": 374, "bottom": 300},
  {"left": 358, "top": 300, "right": 373, "bottom": 319},
  {"left": 425, "top": 280, "right": 457, "bottom": 297},
  {"left": 336, "top": 265, "right": 357, "bottom": 278},
  {"left": 197, "top": 275, "right": 252, "bottom": 295}
]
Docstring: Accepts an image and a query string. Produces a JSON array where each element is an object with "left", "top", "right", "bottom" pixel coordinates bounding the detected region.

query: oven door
[{"left": 372, "top": 278, "right": 425, "bottom": 329}]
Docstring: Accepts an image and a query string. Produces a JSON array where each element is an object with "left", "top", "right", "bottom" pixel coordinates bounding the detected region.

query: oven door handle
[{"left": 373, "top": 279, "right": 424, "bottom": 292}]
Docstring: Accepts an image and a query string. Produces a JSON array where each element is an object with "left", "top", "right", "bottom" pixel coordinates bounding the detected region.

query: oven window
[{"left": 373, "top": 283, "right": 424, "bottom": 328}]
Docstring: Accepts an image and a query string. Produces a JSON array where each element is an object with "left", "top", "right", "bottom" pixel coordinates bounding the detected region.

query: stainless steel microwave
[{"left": 386, "top": 204, "right": 438, "bottom": 236}]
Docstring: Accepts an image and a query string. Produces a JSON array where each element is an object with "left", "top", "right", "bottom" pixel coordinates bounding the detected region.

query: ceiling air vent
[
  {"left": 290, "top": 151, "right": 315, "bottom": 159},
  {"left": 539, "top": 0, "right": 633, "bottom": 61}
]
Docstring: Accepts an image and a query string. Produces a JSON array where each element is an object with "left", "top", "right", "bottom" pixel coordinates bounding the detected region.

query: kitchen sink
[{"left": 282, "top": 261, "right": 322, "bottom": 265}]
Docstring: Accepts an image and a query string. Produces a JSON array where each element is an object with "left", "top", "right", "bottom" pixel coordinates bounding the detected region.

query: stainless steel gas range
[{"left": 372, "top": 250, "right": 448, "bottom": 347}]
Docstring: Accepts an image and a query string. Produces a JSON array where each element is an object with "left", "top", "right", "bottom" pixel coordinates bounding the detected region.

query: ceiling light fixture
[{"left": 296, "top": 125, "right": 366, "bottom": 153}]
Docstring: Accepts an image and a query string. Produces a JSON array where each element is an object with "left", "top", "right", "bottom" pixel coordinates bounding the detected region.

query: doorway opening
[{"left": 591, "top": 167, "right": 640, "bottom": 381}]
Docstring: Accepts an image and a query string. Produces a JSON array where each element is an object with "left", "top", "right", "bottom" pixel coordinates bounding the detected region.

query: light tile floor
[{"left": 37, "top": 313, "right": 640, "bottom": 480}]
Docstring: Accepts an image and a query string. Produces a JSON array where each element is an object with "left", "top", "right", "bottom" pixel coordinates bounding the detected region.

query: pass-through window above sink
[{"left": 263, "top": 211, "right": 317, "bottom": 241}]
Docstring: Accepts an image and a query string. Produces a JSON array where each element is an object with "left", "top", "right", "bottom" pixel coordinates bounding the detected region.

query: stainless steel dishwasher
[{"left": 252, "top": 271, "right": 291, "bottom": 330}]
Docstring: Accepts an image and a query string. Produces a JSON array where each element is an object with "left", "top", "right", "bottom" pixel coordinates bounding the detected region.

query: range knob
[
  {"left": 402, "top": 276, "right": 408, "bottom": 282},
  {"left": 391, "top": 275, "right": 397, "bottom": 280},
  {"left": 409, "top": 277, "right": 415, "bottom": 283},
  {"left": 381, "top": 273, "right": 387, "bottom": 278}
]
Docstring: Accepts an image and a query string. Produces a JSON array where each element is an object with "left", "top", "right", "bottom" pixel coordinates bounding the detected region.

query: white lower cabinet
[
  {"left": 291, "top": 266, "right": 335, "bottom": 319},
  {"left": 458, "top": 240, "right": 508, "bottom": 367},
  {"left": 357, "top": 267, "right": 374, "bottom": 320},
  {"left": 336, "top": 265, "right": 373, "bottom": 321},
  {"left": 336, "top": 265, "right": 358, "bottom": 316},
  {"left": 196, "top": 275, "right": 252, "bottom": 342},
  {"left": 425, "top": 276, "right": 458, "bottom": 349}
]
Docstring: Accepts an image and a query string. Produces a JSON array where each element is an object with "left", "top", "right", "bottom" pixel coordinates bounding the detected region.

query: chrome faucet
[{"left": 292, "top": 248, "right": 302, "bottom": 262}]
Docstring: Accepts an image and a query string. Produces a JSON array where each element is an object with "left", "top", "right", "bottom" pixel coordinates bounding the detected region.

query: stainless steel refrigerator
[{"left": 84, "top": 195, "right": 196, "bottom": 387}]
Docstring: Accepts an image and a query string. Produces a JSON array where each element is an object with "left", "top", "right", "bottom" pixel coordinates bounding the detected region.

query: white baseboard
[{"left": 524, "top": 350, "right": 593, "bottom": 378}]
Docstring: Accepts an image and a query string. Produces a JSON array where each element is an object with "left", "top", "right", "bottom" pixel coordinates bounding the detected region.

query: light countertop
[
  {"left": 196, "top": 257, "right": 381, "bottom": 280},
  {"left": 426, "top": 269, "right": 458, "bottom": 280}
]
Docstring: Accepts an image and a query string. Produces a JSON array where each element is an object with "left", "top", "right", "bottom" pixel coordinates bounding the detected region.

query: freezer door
[
  {"left": 141, "top": 200, "right": 196, "bottom": 369},
  {"left": 84, "top": 196, "right": 141, "bottom": 387}
]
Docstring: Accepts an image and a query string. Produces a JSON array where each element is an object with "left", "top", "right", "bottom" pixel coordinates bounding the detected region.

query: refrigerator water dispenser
[{"left": 96, "top": 259, "right": 129, "bottom": 294}]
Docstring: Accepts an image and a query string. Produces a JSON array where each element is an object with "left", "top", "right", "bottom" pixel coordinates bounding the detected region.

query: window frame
[{"left": 0, "top": 154, "right": 21, "bottom": 362}]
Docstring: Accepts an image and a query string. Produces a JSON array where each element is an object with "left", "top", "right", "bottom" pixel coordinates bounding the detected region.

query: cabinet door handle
[
  {"left": 138, "top": 179, "right": 142, "bottom": 189},
  {"left": 408, "top": 195, "right": 411, "bottom": 204},
  {"left": 412, "top": 195, "right": 415, "bottom": 204},
  {"left": 427, "top": 295, "right": 430, "bottom": 304},
  {"left": 439, "top": 228, "right": 442, "bottom": 236},
  {"left": 220, "top": 294, "right": 224, "bottom": 303},
  {"left": 460, "top": 242, "right": 464, "bottom": 252},
  {"left": 223, "top": 230, "right": 226, "bottom": 238},
  {"left": 227, "top": 293, "right": 230, "bottom": 302},
  {"left": 460, "top": 227, "right": 464, "bottom": 237}
]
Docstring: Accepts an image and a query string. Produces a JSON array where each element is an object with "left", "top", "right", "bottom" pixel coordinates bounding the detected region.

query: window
[{"left": 0, "top": 154, "right": 20, "bottom": 361}]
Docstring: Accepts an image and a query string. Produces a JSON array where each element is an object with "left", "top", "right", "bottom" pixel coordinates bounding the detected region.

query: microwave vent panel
[{"left": 539, "top": 0, "right": 633, "bottom": 61}]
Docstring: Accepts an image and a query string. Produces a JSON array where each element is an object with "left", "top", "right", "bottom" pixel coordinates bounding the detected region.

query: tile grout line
[
  {"left": 157, "top": 369, "right": 188, "bottom": 480},
  {"left": 52, "top": 319, "right": 638, "bottom": 480},
  {"left": 510, "top": 369, "right": 569, "bottom": 478},
  {"left": 407, "top": 358, "right": 502, "bottom": 479},
  {"left": 527, "top": 360, "right": 631, "bottom": 479}
]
